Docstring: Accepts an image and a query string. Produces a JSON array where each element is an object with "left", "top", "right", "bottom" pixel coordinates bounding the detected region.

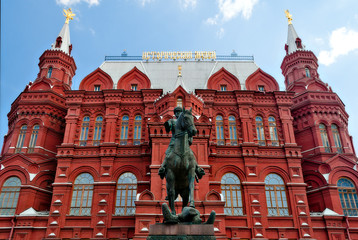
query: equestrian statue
[{"left": 158, "top": 107, "right": 215, "bottom": 224}]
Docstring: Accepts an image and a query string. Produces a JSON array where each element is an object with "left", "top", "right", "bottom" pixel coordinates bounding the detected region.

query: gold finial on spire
[
  {"left": 178, "top": 65, "right": 182, "bottom": 77},
  {"left": 285, "top": 9, "right": 292, "bottom": 25},
  {"left": 63, "top": 8, "right": 75, "bottom": 24}
]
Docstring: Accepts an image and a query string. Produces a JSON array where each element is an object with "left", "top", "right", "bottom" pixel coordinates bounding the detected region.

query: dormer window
[
  {"left": 220, "top": 85, "right": 227, "bottom": 91},
  {"left": 47, "top": 67, "right": 53, "bottom": 78},
  {"left": 131, "top": 84, "right": 138, "bottom": 91},
  {"left": 55, "top": 36, "right": 62, "bottom": 48},
  {"left": 305, "top": 68, "right": 311, "bottom": 78},
  {"left": 177, "top": 97, "right": 183, "bottom": 107},
  {"left": 258, "top": 85, "right": 265, "bottom": 92},
  {"left": 94, "top": 85, "right": 101, "bottom": 91}
]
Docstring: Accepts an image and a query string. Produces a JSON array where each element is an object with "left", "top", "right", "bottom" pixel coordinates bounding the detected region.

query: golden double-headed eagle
[
  {"left": 285, "top": 10, "right": 292, "bottom": 25},
  {"left": 63, "top": 8, "right": 75, "bottom": 24}
]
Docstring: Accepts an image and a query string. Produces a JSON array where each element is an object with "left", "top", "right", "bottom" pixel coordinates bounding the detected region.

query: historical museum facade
[{"left": 1, "top": 10, "right": 358, "bottom": 240}]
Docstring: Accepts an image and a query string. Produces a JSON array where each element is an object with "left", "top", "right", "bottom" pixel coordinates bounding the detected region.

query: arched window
[
  {"left": 115, "top": 172, "right": 137, "bottom": 215},
  {"left": 228, "top": 116, "right": 237, "bottom": 145},
  {"left": 79, "top": 116, "right": 90, "bottom": 146},
  {"left": 305, "top": 68, "right": 310, "bottom": 78},
  {"left": 47, "top": 67, "right": 53, "bottom": 78},
  {"left": 93, "top": 116, "right": 103, "bottom": 146},
  {"left": 265, "top": 173, "right": 289, "bottom": 216},
  {"left": 221, "top": 173, "right": 243, "bottom": 215},
  {"left": 120, "top": 115, "right": 129, "bottom": 145},
  {"left": 28, "top": 125, "right": 40, "bottom": 153},
  {"left": 133, "top": 115, "right": 142, "bottom": 145},
  {"left": 15, "top": 125, "right": 27, "bottom": 153},
  {"left": 332, "top": 124, "right": 343, "bottom": 153},
  {"left": 177, "top": 97, "right": 183, "bottom": 108},
  {"left": 216, "top": 115, "right": 225, "bottom": 145},
  {"left": 70, "top": 173, "right": 94, "bottom": 216},
  {"left": 319, "top": 124, "right": 330, "bottom": 152},
  {"left": 269, "top": 116, "right": 279, "bottom": 146},
  {"left": 256, "top": 116, "right": 265, "bottom": 146},
  {"left": 0, "top": 177, "right": 21, "bottom": 215},
  {"left": 337, "top": 178, "right": 358, "bottom": 216}
]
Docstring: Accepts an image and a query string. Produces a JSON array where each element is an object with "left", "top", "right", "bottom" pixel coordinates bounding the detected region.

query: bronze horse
[{"left": 164, "top": 107, "right": 197, "bottom": 215}]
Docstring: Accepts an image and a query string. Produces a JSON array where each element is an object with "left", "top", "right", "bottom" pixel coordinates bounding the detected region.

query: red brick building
[{"left": 1, "top": 12, "right": 357, "bottom": 240}]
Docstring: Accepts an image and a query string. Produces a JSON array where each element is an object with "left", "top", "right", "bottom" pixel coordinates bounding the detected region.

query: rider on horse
[{"left": 158, "top": 106, "right": 205, "bottom": 180}]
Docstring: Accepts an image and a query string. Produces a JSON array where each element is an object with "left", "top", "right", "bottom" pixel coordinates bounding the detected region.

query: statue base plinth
[{"left": 147, "top": 223, "right": 216, "bottom": 240}]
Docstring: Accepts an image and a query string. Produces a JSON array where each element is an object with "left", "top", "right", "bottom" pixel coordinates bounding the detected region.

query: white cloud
[
  {"left": 314, "top": 37, "right": 324, "bottom": 46},
  {"left": 180, "top": 0, "right": 197, "bottom": 9},
  {"left": 56, "top": 0, "right": 100, "bottom": 7},
  {"left": 206, "top": 14, "right": 219, "bottom": 25},
  {"left": 206, "top": 0, "right": 258, "bottom": 24},
  {"left": 89, "top": 28, "right": 96, "bottom": 35},
  {"left": 139, "top": 0, "right": 154, "bottom": 6},
  {"left": 217, "top": 27, "right": 225, "bottom": 39},
  {"left": 318, "top": 27, "right": 358, "bottom": 66}
]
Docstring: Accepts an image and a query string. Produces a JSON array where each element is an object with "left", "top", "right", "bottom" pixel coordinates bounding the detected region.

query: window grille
[
  {"left": 221, "top": 173, "right": 243, "bottom": 215},
  {"left": 256, "top": 116, "right": 265, "bottom": 146},
  {"left": 338, "top": 178, "right": 358, "bottom": 216},
  {"left": 265, "top": 173, "right": 289, "bottom": 216},
  {"left": 15, "top": 125, "right": 27, "bottom": 153},
  {"left": 319, "top": 124, "right": 330, "bottom": 152},
  {"left": 115, "top": 172, "right": 137, "bottom": 215},
  {"left": 228, "top": 116, "right": 237, "bottom": 145},
  {"left": 120, "top": 115, "right": 129, "bottom": 145},
  {"left": 93, "top": 116, "right": 103, "bottom": 146},
  {"left": 79, "top": 116, "right": 90, "bottom": 146},
  {"left": 0, "top": 177, "right": 21, "bottom": 215},
  {"left": 133, "top": 115, "right": 142, "bottom": 145},
  {"left": 269, "top": 116, "right": 279, "bottom": 146},
  {"left": 216, "top": 115, "right": 225, "bottom": 145},
  {"left": 332, "top": 124, "right": 343, "bottom": 153},
  {"left": 28, "top": 125, "right": 40, "bottom": 153},
  {"left": 69, "top": 173, "right": 94, "bottom": 216}
]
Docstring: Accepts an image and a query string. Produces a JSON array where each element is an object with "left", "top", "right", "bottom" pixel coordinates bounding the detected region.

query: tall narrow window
[
  {"left": 133, "top": 115, "right": 142, "bottom": 145},
  {"left": 216, "top": 115, "right": 225, "bottom": 145},
  {"left": 269, "top": 116, "right": 279, "bottom": 146},
  {"left": 338, "top": 178, "right": 358, "bottom": 216},
  {"left": 305, "top": 68, "right": 311, "bottom": 77},
  {"left": 228, "top": 116, "right": 237, "bottom": 145},
  {"left": 221, "top": 173, "right": 243, "bottom": 216},
  {"left": 93, "top": 116, "right": 103, "bottom": 146},
  {"left": 28, "top": 125, "right": 40, "bottom": 153},
  {"left": 220, "top": 85, "right": 227, "bottom": 91},
  {"left": 256, "top": 116, "right": 265, "bottom": 146},
  {"left": 15, "top": 125, "right": 27, "bottom": 153},
  {"left": 177, "top": 97, "right": 183, "bottom": 108},
  {"left": 94, "top": 85, "right": 100, "bottom": 91},
  {"left": 332, "top": 124, "right": 343, "bottom": 153},
  {"left": 131, "top": 84, "right": 138, "bottom": 91},
  {"left": 115, "top": 172, "right": 137, "bottom": 216},
  {"left": 265, "top": 173, "right": 289, "bottom": 216},
  {"left": 120, "top": 115, "right": 129, "bottom": 145},
  {"left": 47, "top": 67, "right": 53, "bottom": 78},
  {"left": 319, "top": 124, "right": 330, "bottom": 152},
  {"left": 80, "top": 116, "right": 90, "bottom": 146},
  {"left": 70, "top": 173, "right": 94, "bottom": 216},
  {"left": 0, "top": 177, "right": 21, "bottom": 215}
]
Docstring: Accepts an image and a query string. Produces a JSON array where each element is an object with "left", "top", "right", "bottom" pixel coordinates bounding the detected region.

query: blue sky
[{"left": 1, "top": 0, "right": 358, "bottom": 150}]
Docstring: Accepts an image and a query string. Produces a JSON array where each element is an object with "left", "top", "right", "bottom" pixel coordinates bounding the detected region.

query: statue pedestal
[{"left": 147, "top": 223, "right": 216, "bottom": 240}]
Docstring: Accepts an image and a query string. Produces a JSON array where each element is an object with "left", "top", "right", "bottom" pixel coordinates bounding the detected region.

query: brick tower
[{"left": 281, "top": 11, "right": 358, "bottom": 215}]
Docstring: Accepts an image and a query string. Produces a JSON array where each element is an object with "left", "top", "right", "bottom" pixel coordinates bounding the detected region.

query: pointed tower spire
[
  {"left": 281, "top": 10, "right": 324, "bottom": 93},
  {"left": 284, "top": 10, "right": 305, "bottom": 55},
  {"left": 174, "top": 65, "right": 188, "bottom": 91},
  {"left": 51, "top": 8, "right": 75, "bottom": 55},
  {"left": 30, "top": 8, "right": 77, "bottom": 94}
]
